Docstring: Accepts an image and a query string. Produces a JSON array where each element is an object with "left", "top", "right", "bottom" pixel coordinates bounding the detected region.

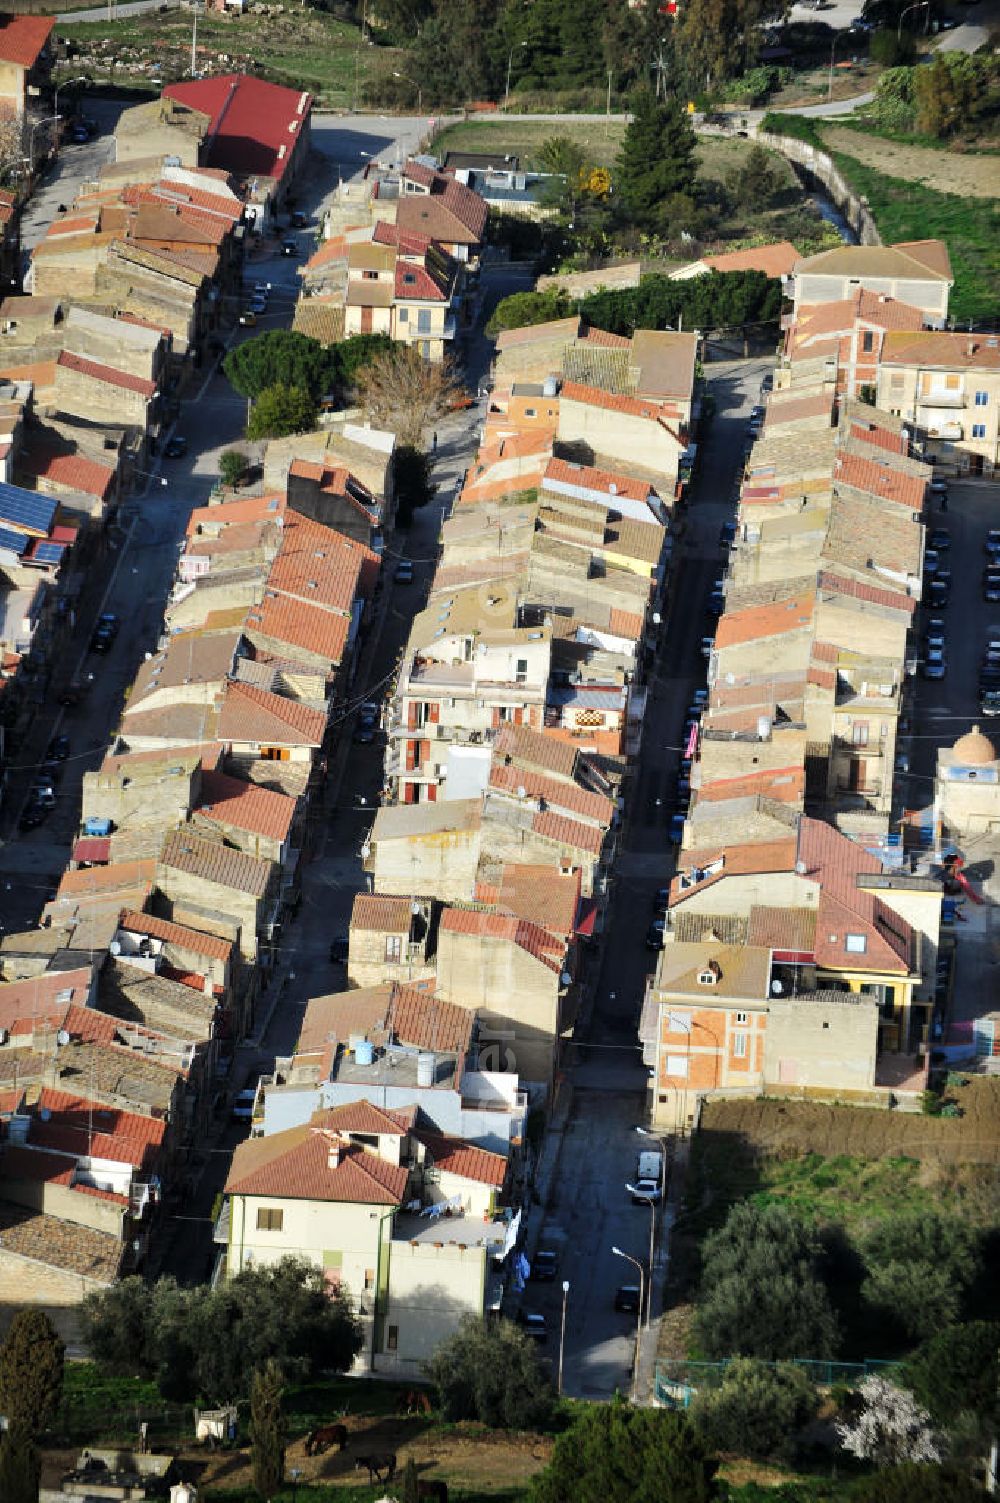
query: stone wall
[{"left": 757, "top": 131, "right": 881, "bottom": 247}]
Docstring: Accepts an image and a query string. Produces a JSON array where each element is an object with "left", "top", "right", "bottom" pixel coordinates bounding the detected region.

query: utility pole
[{"left": 190, "top": 0, "right": 200, "bottom": 78}]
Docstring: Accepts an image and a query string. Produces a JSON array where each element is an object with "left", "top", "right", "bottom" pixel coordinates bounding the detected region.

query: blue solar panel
[
  {"left": 0, "top": 482, "right": 56, "bottom": 536},
  {"left": 33, "top": 542, "right": 65, "bottom": 565},
  {"left": 0, "top": 527, "right": 28, "bottom": 555}
]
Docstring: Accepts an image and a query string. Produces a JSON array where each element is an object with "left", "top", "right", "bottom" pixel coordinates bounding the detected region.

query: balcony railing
[{"left": 917, "top": 391, "right": 966, "bottom": 409}]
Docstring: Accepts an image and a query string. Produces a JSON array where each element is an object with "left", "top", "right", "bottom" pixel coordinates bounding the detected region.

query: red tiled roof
[
  {"left": 226, "top": 1128, "right": 408, "bottom": 1204},
  {"left": 817, "top": 569, "right": 917, "bottom": 617},
  {"left": 27, "top": 449, "right": 114, "bottom": 501},
  {"left": 313, "top": 1101, "right": 412, "bottom": 1135},
  {"left": 579, "top": 325, "right": 631, "bottom": 348},
  {"left": 163, "top": 76, "right": 312, "bottom": 183},
  {"left": 494, "top": 723, "right": 578, "bottom": 779},
  {"left": 414, "top": 1131, "right": 507, "bottom": 1186},
  {"left": 439, "top": 906, "right": 565, "bottom": 973},
  {"left": 72, "top": 836, "right": 111, "bottom": 864},
  {"left": 196, "top": 769, "right": 296, "bottom": 844},
  {"left": 0, "top": 14, "right": 53, "bottom": 68},
  {"left": 56, "top": 350, "right": 156, "bottom": 398},
  {"left": 543, "top": 456, "right": 656, "bottom": 505},
  {"left": 489, "top": 761, "right": 614, "bottom": 826},
  {"left": 559, "top": 381, "right": 680, "bottom": 423},
  {"left": 833, "top": 452, "right": 927, "bottom": 511},
  {"left": 669, "top": 838, "right": 798, "bottom": 905},
  {"left": 608, "top": 606, "right": 645, "bottom": 639},
  {"left": 0, "top": 970, "right": 95, "bottom": 1035},
  {"left": 697, "top": 766, "right": 805, "bottom": 805},
  {"left": 395, "top": 259, "right": 450, "bottom": 302},
  {"left": 118, "top": 908, "right": 232, "bottom": 962},
  {"left": 715, "top": 592, "right": 816, "bottom": 650},
  {"left": 702, "top": 240, "right": 799, "bottom": 277},
  {"left": 530, "top": 807, "right": 604, "bottom": 857},
  {"left": 31, "top": 1086, "right": 165, "bottom": 1169},
  {"left": 797, "top": 816, "right": 912, "bottom": 973},
  {"left": 160, "top": 828, "right": 274, "bottom": 898},
  {"left": 218, "top": 680, "right": 327, "bottom": 746},
  {"left": 267, "top": 510, "right": 378, "bottom": 613},
  {"left": 245, "top": 591, "right": 350, "bottom": 665},
  {"left": 350, "top": 893, "right": 412, "bottom": 933},
  {"left": 494, "top": 861, "right": 581, "bottom": 938},
  {"left": 57, "top": 861, "right": 156, "bottom": 897}
]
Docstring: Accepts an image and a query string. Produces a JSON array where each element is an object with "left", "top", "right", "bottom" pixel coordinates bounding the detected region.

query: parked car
[
  {"left": 19, "top": 802, "right": 50, "bottom": 831},
  {"left": 760, "top": 372, "right": 774, "bottom": 393},
  {"left": 629, "top": 1178, "right": 662, "bottom": 1205},
  {"left": 230, "top": 1088, "right": 257, "bottom": 1122},
  {"left": 395, "top": 559, "right": 414, "bottom": 583},
  {"left": 249, "top": 295, "right": 268, "bottom": 316},
  {"left": 984, "top": 574, "right": 1000, "bottom": 604},
  {"left": 90, "top": 623, "right": 115, "bottom": 653},
  {"left": 164, "top": 435, "right": 188, "bottom": 458},
  {"left": 923, "top": 618, "right": 946, "bottom": 651},
  {"left": 980, "top": 689, "right": 1000, "bottom": 717},
  {"left": 352, "top": 724, "right": 376, "bottom": 744},
  {"left": 239, "top": 309, "right": 257, "bottom": 327},
  {"left": 923, "top": 549, "right": 940, "bottom": 578},
  {"left": 652, "top": 886, "right": 669, "bottom": 914},
  {"left": 928, "top": 579, "right": 950, "bottom": 608},
  {"left": 669, "top": 813, "right": 686, "bottom": 845},
  {"left": 358, "top": 702, "right": 380, "bottom": 729},
  {"left": 516, "top": 1311, "right": 547, "bottom": 1342},
  {"left": 614, "top": 1285, "right": 641, "bottom": 1313},
  {"left": 645, "top": 918, "right": 665, "bottom": 950},
  {"left": 281, "top": 239, "right": 297, "bottom": 256},
  {"left": 707, "top": 588, "right": 725, "bottom": 617},
  {"left": 329, "top": 935, "right": 349, "bottom": 964},
  {"left": 290, "top": 210, "right": 308, "bottom": 228},
  {"left": 922, "top": 648, "right": 947, "bottom": 680},
  {"left": 929, "top": 478, "right": 949, "bottom": 496},
  {"left": 699, "top": 635, "right": 714, "bottom": 659},
  {"left": 718, "top": 520, "right": 736, "bottom": 549},
  {"left": 928, "top": 527, "right": 951, "bottom": 551},
  {"left": 985, "top": 531, "right": 1000, "bottom": 560},
  {"left": 253, "top": 281, "right": 270, "bottom": 298},
  {"left": 531, "top": 1250, "right": 559, "bottom": 1282},
  {"left": 46, "top": 734, "right": 70, "bottom": 762}
]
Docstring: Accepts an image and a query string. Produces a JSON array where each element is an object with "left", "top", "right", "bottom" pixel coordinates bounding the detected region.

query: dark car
[
  {"left": 645, "top": 918, "right": 665, "bottom": 950},
  {"left": 923, "top": 618, "right": 946, "bottom": 651},
  {"left": 707, "top": 589, "right": 725, "bottom": 617},
  {"left": 669, "top": 813, "right": 686, "bottom": 845},
  {"left": 164, "top": 435, "right": 188, "bottom": 458},
  {"left": 18, "top": 802, "right": 49, "bottom": 831},
  {"left": 290, "top": 210, "right": 308, "bottom": 228},
  {"left": 90, "top": 624, "right": 115, "bottom": 653},
  {"left": 614, "top": 1285, "right": 641, "bottom": 1313},
  {"left": 97, "top": 612, "right": 120, "bottom": 637},
  {"left": 928, "top": 580, "right": 950, "bottom": 608},
  {"left": 984, "top": 576, "right": 1000, "bottom": 604},
  {"left": 352, "top": 724, "right": 376, "bottom": 744},
  {"left": 46, "top": 734, "right": 70, "bottom": 762},
  {"left": 281, "top": 239, "right": 297, "bottom": 256},
  {"left": 329, "top": 935, "right": 349, "bottom": 964},
  {"left": 516, "top": 1311, "right": 547, "bottom": 1342},
  {"left": 652, "top": 886, "right": 669, "bottom": 914},
  {"left": 718, "top": 520, "right": 736, "bottom": 549},
  {"left": 928, "top": 527, "right": 951, "bottom": 551},
  {"left": 395, "top": 559, "right": 414, "bottom": 584},
  {"left": 531, "top": 1250, "right": 559, "bottom": 1282}
]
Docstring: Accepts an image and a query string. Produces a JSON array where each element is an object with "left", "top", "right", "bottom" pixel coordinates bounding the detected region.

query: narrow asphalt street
[{"left": 530, "top": 355, "right": 774, "bottom": 1401}]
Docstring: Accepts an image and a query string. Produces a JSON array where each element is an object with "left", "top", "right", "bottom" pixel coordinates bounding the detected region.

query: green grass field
[
  {"left": 56, "top": 10, "right": 401, "bottom": 107},
  {"left": 430, "top": 118, "right": 626, "bottom": 170}
]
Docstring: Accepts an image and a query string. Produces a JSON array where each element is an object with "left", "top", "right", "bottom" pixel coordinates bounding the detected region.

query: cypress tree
[{"left": 614, "top": 91, "right": 697, "bottom": 231}]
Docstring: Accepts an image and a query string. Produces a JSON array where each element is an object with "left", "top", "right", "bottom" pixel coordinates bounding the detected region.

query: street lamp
[
  {"left": 557, "top": 1279, "right": 570, "bottom": 1395},
  {"left": 636, "top": 1126, "right": 668, "bottom": 1329},
  {"left": 392, "top": 70, "right": 422, "bottom": 112},
  {"left": 827, "top": 30, "right": 850, "bottom": 101},
  {"left": 504, "top": 42, "right": 528, "bottom": 112},
  {"left": 289, "top": 1467, "right": 302, "bottom": 1503},
  {"left": 897, "top": 0, "right": 930, "bottom": 38},
  {"left": 27, "top": 114, "right": 61, "bottom": 171},
  {"left": 611, "top": 1245, "right": 645, "bottom": 1403}
]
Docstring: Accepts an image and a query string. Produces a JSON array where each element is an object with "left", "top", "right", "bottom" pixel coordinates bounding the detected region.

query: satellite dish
[
  {"left": 516, "top": 785, "right": 527, "bottom": 799},
  {"left": 770, "top": 980, "right": 784, "bottom": 995},
  {"left": 56, "top": 1029, "right": 70, "bottom": 1047},
  {"left": 40, "top": 1107, "right": 51, "bottom": 1121},
  {"left": 560, "top": 972, "right": 572, "bottom": 988}
]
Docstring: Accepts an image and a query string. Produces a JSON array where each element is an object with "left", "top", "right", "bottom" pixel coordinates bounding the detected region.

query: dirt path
[{"left": 821, "top": 126, "right": 1000, "bottom": 200}]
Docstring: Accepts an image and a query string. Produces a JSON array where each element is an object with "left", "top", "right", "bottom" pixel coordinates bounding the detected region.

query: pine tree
[
  {"left": 0, "top": 1309, "right": 64, "bottom": 1440},
  {"left": 0, "top": 1428, "right": 40, "bottom": 1503},
  {"left": 614, "top": 92, "right": 697, "bottom": 232},
  {"left": 249, "top": 1360, "right": 286, "bottom": 1502}
]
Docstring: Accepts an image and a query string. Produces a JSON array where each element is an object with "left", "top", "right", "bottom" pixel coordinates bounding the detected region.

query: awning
[
  {"left": 72, "top": 836, "right": 110, "bottom": 865},
  {"left": 574, "top": 897, "right": 600, "bottom": 938}
]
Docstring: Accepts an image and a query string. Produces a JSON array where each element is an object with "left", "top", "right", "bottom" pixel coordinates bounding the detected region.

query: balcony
[{"left": 917, "top": 390, "right": 966, "bottom": 409}]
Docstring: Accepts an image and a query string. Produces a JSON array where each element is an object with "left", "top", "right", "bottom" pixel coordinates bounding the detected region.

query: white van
[{"left": 637, "top": 1150, "right": 662, "bottom": 1183}]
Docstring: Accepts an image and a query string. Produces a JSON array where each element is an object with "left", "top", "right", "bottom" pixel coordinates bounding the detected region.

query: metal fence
[
  {"left": 44, "top": 1401, "right": 196, "bottom": 1449},
  {"left": 655, "top": 1357, "right": 900, "bottom": 1409}
]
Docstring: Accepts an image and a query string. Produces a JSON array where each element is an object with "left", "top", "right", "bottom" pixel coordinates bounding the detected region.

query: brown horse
[
  {"left": 397, "top": 1389, "right": 433, "bottom": 1416},
  {"left": 305, "top": 1423, "right": 348, "bottom": 1455},
  {"left": 355, "top": 1453, "right": 397, "bottom": 1484},
  {"left": 417, "top": 1480, "right": 449, "bottom": 1503}
]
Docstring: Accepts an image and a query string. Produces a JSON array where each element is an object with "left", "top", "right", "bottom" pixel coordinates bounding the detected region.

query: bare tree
[
  {"left": 354, "top": 344, "right": 462, "bottom": 449},
  {"left": 837, "top": 1377, "right": 940, "bottom": 1468}
]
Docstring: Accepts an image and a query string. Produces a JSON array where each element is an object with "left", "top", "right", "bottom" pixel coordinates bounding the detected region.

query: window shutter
[
  {"left": 405, "top": 740, "right": 416, "bottom": 771},
  {"left": 429, "top": 701, "right": 440, "bottom": 724},
  {"left": 407, "top": 702, "right": 418, "bottom": 730}
]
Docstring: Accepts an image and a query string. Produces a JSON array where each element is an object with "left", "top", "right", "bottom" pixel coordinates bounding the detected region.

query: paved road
[
  {"left": 522, "top": 354, "right": 774, "bottom": 1401},
  {"left": 56, "top": 0, "right": 180, "bottom": 21}
]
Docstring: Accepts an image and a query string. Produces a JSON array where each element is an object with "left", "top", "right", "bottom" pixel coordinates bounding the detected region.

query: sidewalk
[{"left": 636, "top": 1131, "right": 690, "bottom": 1404}]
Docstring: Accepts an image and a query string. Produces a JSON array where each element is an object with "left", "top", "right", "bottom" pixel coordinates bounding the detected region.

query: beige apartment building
[{"left": 876, "top": 330, "right": 1000, "bottom": 477}]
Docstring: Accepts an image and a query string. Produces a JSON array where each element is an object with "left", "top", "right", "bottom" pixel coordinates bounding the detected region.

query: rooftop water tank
[
  {"left": 417, "top": 1052, "right": 436, "bottom": 1088},
  {"left": 354, "top": 1039, "right": 375, "bottom": 1067}
]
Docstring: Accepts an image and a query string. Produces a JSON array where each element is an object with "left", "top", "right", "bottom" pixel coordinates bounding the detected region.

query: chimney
[{"left": 326, "top": 1135, "right": 342, "bottom": 1170}]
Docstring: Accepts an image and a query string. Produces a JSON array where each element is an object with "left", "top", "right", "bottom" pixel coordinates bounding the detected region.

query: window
[
  {"left": 890, "top": 373, "right": 904, "bottom": 389},
  {"left": 735, "top": 1011, "right": 748, "bottom": 1025},
  {"left": 524, "top": 407, "right": 536, "bottom": 417},
  {"left": 861, "top": 330, "right": 874, "bottom": 353},
  {"left": 975, "top": 391, "right": 989, "bottom": 406},
  {"left": 515, "top": 657, "right": 528, "bottom": 684},
  {"left": 973, "top": 424, "right": 987, "bottom": 440},
  {"left": 403, "top": 272, "right": 416, "bottom": 285},
  {"left": 664, "top": 1054, "right": 690, "bottom": 1078},
  {"left": 364, "top": 1268, "right": 376, "bottom": 1290},
  {"left": 946, "top": 374, "right": 961, "bottom": 390},
  {"left": 256, "top": 1208, "right": 284, "bottom": 1231},
  {"left": 417, "top": 309, "right": 432, "bottom": 334},
  {"left": 385, "top": 934, "right": 402, "bottom": 962},
  {"left": 852, "top": 721, "right": 869, "bottom": 747},
  {"left": 261, "top": 746, "right": 290, "bottom": 761},
  {"left": 398, "top": 307, "right": 408, "bottom": 322},
  {"left": 845, "top": 932, "right": 867, "bottom": 953},
  {"left": 362, "top": 269, "right": 378, "bottom": 281},
  {"left": 386, "top": 1325, "right": 399, "bottom": 1351},
  {"left": 732, "top": 1032, "right": 748, "bottom": 1059}
]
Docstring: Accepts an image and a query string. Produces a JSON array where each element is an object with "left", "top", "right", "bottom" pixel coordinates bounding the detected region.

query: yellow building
[
  {"left": 224, "top": 1102, "right": 511, "bottom": 1373},
  {"left": 877, "top": 330, "right": 1000, "bottom": 477}
]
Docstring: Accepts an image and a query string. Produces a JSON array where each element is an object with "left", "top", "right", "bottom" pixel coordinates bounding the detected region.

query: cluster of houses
[
  {"left": 641, "top": 235, "right": 1000, "bottom": 1129},
  {"left": 0, "top": 63, "right": 317, "bottom": 742}
]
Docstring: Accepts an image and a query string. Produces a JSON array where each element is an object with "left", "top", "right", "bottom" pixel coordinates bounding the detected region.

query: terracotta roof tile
[
  {"left": 495, "top": 316, "right": 582, "bottom": 351},
  {"left": 30, "top": 1085, "right": 164, "bottom": 1168},
  {"left": 489, "top": 761, "right": 614, "bottom": 826},
  {"left": 543, "top": 456, "right": 655, "bottom": 505},
  {"left": 697, "top": 766, "right": 805, "bottom": 805},
  {"left": 298, "top": 983, "right": 472, "bottom": 1058},
  {"left": 560, "top": 381, "right": 681, "bottom": 423},
  {"left": 226, "top": 1128, "right": 407, "bottom": 1204},
  {"left": 267, "top": 510, "right": 378, "bottom": 613},
  {"left": 494, "top": 723, "right": 578, "bottom": 779},
  {"left": 494, "top": 861, "right": 581, "bottom": 937},
  {"left": 833, "top": 452, "right": 927, "bottom": 510},
  {"left": 350, "top": 894, "right": 412, "bottom": 933},
  {"left": 747, "top": 903, "right": 818, "bottom": 954},
  {"left": 196, "top": 769, "right": 296, "bottom": 844},
  {"left": 311, "top": 1101, "right": 412, "bottom": 1134},
  {"left": 797, "top": 815, "right": 913, "bottom": 973},
  {"left": 58, "top": 860, "right": 156, "bottom": 897},
  {"left": 529, "top": 807, "right": 604, "bottom": 856},
  {"left": 414, "top": 1130, "right": 507, "bottom": 1186},
  {"left": 715, "top": 591, "right": 816, "bottom": 650},
  {"left": 669, "top": 838, "right": 798, "bottom": 905},
  {"left": 880, "top": 328, "right": 1000, "bottom": 370},
  {"left": 0, "top": 14, "right": 52, "bottom": 67},
  {"left": 118, "top": 908, "right": 232, "bottom": 961},
  {"left": 703, "top": 240, "right": 799, "bottom": 277},
  {"left": 0, "top": 969, "right": 95, "bottom": 1034},
  {"left": 218, "top": 680, "right": 326, "bottom": 747},
  {"left": 27, "top": 449, "right": 114, "bottom": 501},
  {"left": 159, "top": 828, "right": 274, "bottom": 897},
  {"left": 56, "top": 349, "right": 156, "bottom": 399},
  {"left": 817, "top": 569, "right": 917, "bottom": 617},
  {"left": 439, "top": 907, "right": 565, "bottom": 972},
  {"left": 246, "top": 592, "right": 350, "bottom": 665}
]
